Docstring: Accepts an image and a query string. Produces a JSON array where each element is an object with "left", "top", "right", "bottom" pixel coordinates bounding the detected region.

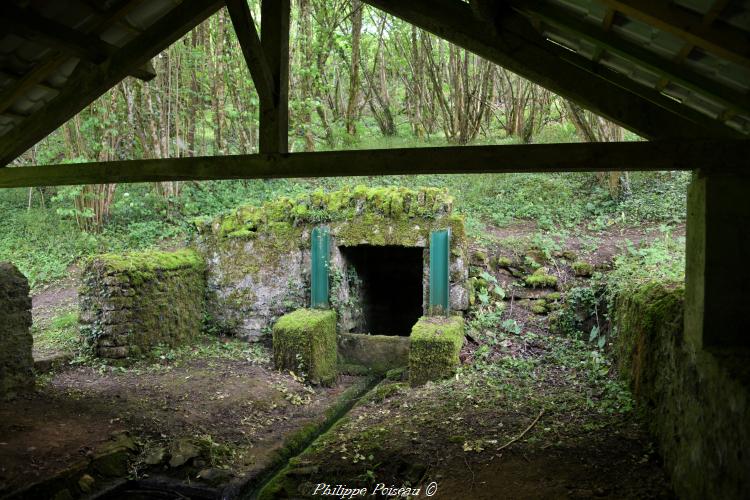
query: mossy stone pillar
[
  {"left": 685, "top": 171, "right": 750, "bottom": 350},
  {"left": 0, "top": 262, "right": 34, "bottom": 398},
  {"left": 273, "top": 308, "right": 337, "bottom": 385},
  {"left": 409, "top": 315, "right": 464, "bottom": 386}
]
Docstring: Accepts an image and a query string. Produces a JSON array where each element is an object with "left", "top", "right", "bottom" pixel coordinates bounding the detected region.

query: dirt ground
[
  {"left": 0, "top": 345, "right": 363, "bottom": 496},
  {"left": 2, "top": 221, "right": 680, "bottom": 498}
]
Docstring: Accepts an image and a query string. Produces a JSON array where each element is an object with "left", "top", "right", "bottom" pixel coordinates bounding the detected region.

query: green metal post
[
  {"left": 311, "top": 226, "right": 330, "bottom": 308},
  {"left": 429, "top": 229, "right": 450, "bottom": 315}
]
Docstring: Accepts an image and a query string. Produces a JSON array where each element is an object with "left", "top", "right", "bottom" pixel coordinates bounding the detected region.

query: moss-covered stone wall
[
  {"left": 613, "top": 283, "right": 749, "bottom": 499},
  {"left": 79, "top": 249, "right": 206, "bottom": 360},
  {"left": 196, "top": 186, "right": 469, "bottom": 340},
  {"left": 0, "top": 262, "right": 34, "bottom": 399}
]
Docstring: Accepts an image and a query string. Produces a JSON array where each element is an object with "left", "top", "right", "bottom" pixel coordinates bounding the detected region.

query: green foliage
[
  {"left": 572, "top": 261, "right": 594, "bottom": 277},
  {"left": 606, "top": 226, "right": 685, "bottom": 298},
  {"left": 32, "top": 309, "right": 81, "bottom": 353},
  {"left": 0, "top": 189, "right": 99, "bottom": 289}
]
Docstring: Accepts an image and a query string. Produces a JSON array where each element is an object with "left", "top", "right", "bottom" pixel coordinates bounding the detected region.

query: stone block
[
  {"left": 337, "top": 333, "right": 409, "bottom": 374},
  {"left": 273, "top": 309, "right": 337, "bottom": 385},
  {"left": 409, "top": 315, "right": 464, "bottom": 386},
  {"left": 79, "top": 249, "right": 206, "bottom": 361}
]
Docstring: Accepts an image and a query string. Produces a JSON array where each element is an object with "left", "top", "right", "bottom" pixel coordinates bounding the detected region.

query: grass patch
[{"left": 32, "top": 309, "right": 81, "bottom": 353}]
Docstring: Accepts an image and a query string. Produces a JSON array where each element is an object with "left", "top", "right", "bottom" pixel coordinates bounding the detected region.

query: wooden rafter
[
  {"left": 598, "top": 0, "right": 750, "bottom": 69},
  {"left": 225, "top": 0, "right": 274, "bottom": 109},
  {"left": 360, "top": 0, "right": 739, "bottom": 139},
  {"left": 655, "top": 0, "right": 731, "bottom": 92},
  {"left": 0, "top": 0, "right": 153, "bottom": 117},
  {"left": 0, "top": 3, "right": 155, "bottom": 80},
  {"left": 513, "top": 1, "right": 750, "bottom": 118},
  {"left": 0, "top": 140, "right": 747, "bottom": 188},
  {"left": 226, "top": 0, "right": 289, "bottom": 154},
  {"left": 0, "top": 0, "right": 225, "bottom": 167}
]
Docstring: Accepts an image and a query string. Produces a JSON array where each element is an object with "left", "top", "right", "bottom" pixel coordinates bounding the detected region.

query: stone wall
[
  {"left": 613, "top": 283, "right": 749, "bottom": 499},
  {"left": 0, "top": 262, "right": 34, "bottom": 398},
  {"left": 79, "top": 249, "right": 206, "bottom": 360},
  {"left": 196, "top": 186, "right": 469, "bottom": 340}
]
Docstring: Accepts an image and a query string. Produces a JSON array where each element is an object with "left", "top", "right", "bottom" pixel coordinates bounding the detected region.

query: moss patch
[
  {"left": 273, "top": 309, "right": 337, "bottom": 386},
  {"left": 524, "top": 268, "right": 558, "bottom": 289},
  {"left": 209, "top": 186, "right": 455, "bottom": 240},
  {"left": 572, "top": 261, "right": 594, "bottom": 277},
  {"left": 409, "top": 316, "right": 465, "bottom": 386}
]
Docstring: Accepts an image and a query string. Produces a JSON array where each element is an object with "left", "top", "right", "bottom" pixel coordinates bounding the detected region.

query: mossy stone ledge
[
  {"left": 273, "top": 309, "right": 337, "bottom": 386},
  {"left": 409, "top": 316, "right": 465, "bottom": 386}
]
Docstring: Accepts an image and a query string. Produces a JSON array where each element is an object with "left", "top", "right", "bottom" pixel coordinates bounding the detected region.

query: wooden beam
[
  {"left": 1, "top": 140, "right": 747, "bottom": 188},
  {"left": 468, "top": 0, "right": 503, "bottom": 26},
  {"left": 592, "top": 9, "right": 616, "bottom": 62},
  {"left": 0, "top": 0, "right": 225, "bottom": 166},
  {"left": 513, "top": 1, "right": 750, "bottom": 118},
  {"left": 599, "top": 0, "right": 750, "bottom": 69},
  {"left": 225, "top": 0, "right": 274, "bottom": 109},
  {"left": 259, "top": 0, "right": 290, "bottom": 154},
  {"left": 0, "top": 4, "right": 156, "bottom": 81},
  {"left": 360, "top": 0, "right": 739, "bottom": 140},
  {"left": 135, "top": 60, "right": 157, "bottom": 82}
]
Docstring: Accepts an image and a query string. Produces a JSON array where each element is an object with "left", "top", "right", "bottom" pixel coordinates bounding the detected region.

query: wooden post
[{"left": 260, "top": 0, "right": 290, "bottom": 154}]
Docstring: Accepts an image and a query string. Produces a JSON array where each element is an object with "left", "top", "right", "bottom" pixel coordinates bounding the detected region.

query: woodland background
[{"left": 1, "top": 1, "right": 688, "bottom": 289}]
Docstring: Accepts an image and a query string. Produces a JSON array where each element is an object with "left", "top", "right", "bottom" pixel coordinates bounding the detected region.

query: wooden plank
[
  {"left": 513, "top": 1, "right": 750, "bottom": 117},
  {"left": 0, "top": 0, "right": 225, "bottom": 167},
  {"left": 599, "top": 0, "right": 750, "bottom": 69},
  {"left": 1, "top": 140, "right": 747, "bottom": 188},
  {"left": 360, "top": 0, "right": 738, "bottom": 140},
  {"left": 225, "top": 0, "right": 274, "bottom": 109},
  {"left": 0, "top": 4, "right": 109, "bottom": 63},
  {"left": 259, "top": 0, "right": 290, "bottom": 154}
]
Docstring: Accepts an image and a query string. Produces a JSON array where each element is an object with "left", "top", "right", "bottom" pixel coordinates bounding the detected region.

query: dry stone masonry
[
  {"left": 0, "top": 262, "right": 34, "bottom": 398},
  {"left": 79, "top": 249, "right": 206, "bottom": 360},
  {"left": 614, "top": 283, "right": 749, "bottom": 499}
]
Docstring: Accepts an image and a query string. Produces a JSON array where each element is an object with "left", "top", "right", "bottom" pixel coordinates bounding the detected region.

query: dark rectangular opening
[{"left": 340, "top": 245, "right": 424, "bottom": 336}]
